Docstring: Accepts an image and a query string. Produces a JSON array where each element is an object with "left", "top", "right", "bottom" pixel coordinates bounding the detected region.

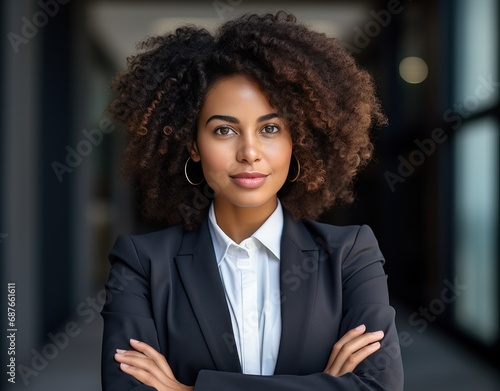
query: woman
[{"left": 101, "top": 11, "right": 404, "bottom": 391}]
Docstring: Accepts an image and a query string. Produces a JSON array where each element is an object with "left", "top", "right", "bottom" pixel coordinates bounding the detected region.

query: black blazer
[{"left": 101, "top": 212, "right": 404, "bottom": 390}]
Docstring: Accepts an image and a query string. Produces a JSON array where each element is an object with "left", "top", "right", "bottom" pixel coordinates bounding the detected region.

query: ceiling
[{"left": 86, "top": 1, "right": 369, "bottom": 68}]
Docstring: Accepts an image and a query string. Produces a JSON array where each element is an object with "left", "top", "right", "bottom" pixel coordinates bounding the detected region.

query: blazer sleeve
[
  {"left": 101, "top": 226, "right": 403, "bottom": 391},
  {"left": 192, "top": 225, "right": 404, "bottom": 391},
  {"left": 100, "top": 235, "right": 158, "bottom": 391}
]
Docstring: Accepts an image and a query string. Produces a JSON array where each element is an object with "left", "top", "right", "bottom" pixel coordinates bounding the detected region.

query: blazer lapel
[
  {"left": 274, "top": 213, "right": 320, "bottom": 374},
  {"left": 174, "top": 218, "right": 241, "bottom": 373}
]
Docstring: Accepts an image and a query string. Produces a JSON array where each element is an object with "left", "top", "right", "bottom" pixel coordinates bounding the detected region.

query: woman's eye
[
  {"left": 261, "top": 125, "right": 279, "bottom": 134},
  {"left": 215, "top": 126, "right": 235, "bottom": 135}
]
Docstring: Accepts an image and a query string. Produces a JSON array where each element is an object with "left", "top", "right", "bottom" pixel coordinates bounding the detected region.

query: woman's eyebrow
[
  {"left": 257, "top": 113, "right": 280, "bottom": 122},
  {"left": 205, "top": 113, "right": 280, "bottom": 125},
  {"left": 205, "top": 115, "right": 239, "bottom": 125}
]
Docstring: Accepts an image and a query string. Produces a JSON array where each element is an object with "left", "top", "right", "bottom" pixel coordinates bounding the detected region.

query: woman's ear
[{"left": 188, "top": 141, "right": 201, "bottom": 162}]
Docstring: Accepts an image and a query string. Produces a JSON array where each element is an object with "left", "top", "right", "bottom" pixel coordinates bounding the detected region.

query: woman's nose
[{"left": 236, "top": 133, "right": 261, "bottom": 163}]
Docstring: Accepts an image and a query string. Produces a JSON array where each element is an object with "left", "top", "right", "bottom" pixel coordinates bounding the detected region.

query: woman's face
[{"left": 192, "top": 74, "right": 292, "bottom": 210}]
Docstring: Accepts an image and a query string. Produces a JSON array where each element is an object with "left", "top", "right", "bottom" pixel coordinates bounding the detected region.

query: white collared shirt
[{"left": 208, "top": 200, "right": 283, "bottom": 375}]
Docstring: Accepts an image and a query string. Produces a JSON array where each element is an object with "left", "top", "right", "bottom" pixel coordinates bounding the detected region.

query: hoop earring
[
  {"left": 184, "top": 157, "right": 204, "bottom": 186},
  {"left": 288, "top": 155, "right": 301, "bottom": 182}
]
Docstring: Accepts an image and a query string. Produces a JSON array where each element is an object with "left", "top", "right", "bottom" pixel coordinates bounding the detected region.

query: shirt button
[{"left": 245, "top": 241, "right": 254, "bottom": 250}]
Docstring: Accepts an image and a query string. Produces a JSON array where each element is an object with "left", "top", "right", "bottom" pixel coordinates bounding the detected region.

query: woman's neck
[{"left": 213, "top": 197, "right": 278, "bottom": 244}]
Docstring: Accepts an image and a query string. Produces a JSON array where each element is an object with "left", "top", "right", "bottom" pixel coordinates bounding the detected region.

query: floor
[
  {"left": 6, "top": 304, "right": 500, "bottom": 390},
  {"left": 396, "top": 304, "right": 500, "bottom": 391},
  {"left": 7, "top": 316, "right": 103, "bottom": 391}
]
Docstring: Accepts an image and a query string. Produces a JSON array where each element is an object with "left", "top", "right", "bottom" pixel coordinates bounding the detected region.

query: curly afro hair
[{"left": 107, "top": 11, "right": 387, "bottom": 230}]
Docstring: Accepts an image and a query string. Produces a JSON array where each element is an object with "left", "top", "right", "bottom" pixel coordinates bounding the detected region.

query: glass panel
[
  {"left": 454, "top": 117, "right": 499, "bottom": 343},
  {"left": 455, "top": 0, "right": 498, "bottom": 109}
]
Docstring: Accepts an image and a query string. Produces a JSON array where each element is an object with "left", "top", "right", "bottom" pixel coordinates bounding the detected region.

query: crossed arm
[
  {"left": 102, "top": 227, "right": 404, "bottom": 390},
  {"left": 114, "top": 324, "right": 385, "bottom": 391}
]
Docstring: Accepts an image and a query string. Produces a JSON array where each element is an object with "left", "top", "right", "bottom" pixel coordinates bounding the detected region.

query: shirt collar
[{"left": 208, "top": 199, "right": 283, "bottom": 266}]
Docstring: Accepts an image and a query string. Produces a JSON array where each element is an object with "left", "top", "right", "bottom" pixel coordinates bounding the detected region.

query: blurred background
[{"left": 1, "top": 0, "right": 499, "bottom": 390}]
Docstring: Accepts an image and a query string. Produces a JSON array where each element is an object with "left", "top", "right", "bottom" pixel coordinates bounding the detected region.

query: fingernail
[
  {"left": 130, "top": 338, "right": 139, "bottom": 344},
  {"left": 120, "top": 363, "right": 130, "bottom": 368},
  {"left": 373, "top": 330, "right": 384, "bottom": 336},
  {"left": 116, "top": 349, "right": 126, "bottom": 354},
  {"left": 355, "top": 324, "right": 365, "bottom": 331}
]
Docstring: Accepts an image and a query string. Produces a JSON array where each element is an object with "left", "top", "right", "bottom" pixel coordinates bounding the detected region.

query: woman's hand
[
  {"left": 114, "top": 339, "right": 193, "bottom": 391},
  {"left": 324, "top": 324, "right": 384, "bottom": 377}
]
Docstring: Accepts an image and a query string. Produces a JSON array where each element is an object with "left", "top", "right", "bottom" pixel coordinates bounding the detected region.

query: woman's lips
[{"left": 230, "top": 172, "right": 268, "bottom": 188}]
